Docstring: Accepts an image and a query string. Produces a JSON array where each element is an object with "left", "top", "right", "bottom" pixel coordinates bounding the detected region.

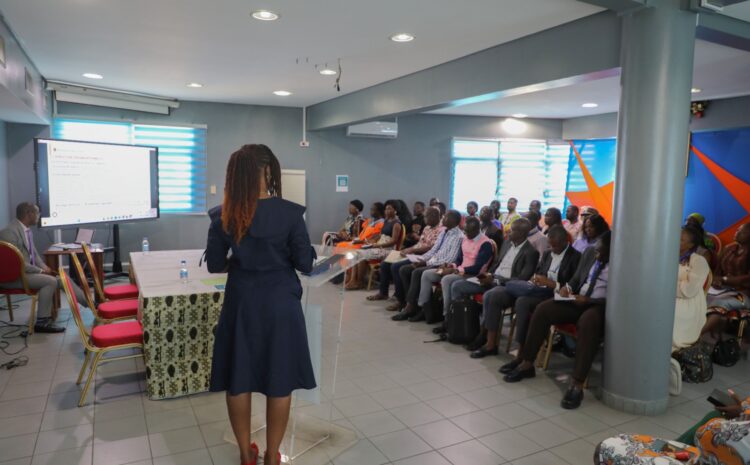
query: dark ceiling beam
[
  {"left": 696, "top": 9, "right": 750, "bottom": 51},
  {"left": 307, "top": 12, "right": 622, "bottom": 131},
  {"left": 576, "top": 0, "right": 649, "bottom": 13}
]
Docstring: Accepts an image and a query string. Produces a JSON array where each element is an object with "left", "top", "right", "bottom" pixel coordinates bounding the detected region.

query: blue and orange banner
[
  {"left": 685, "top": 129, "right": 750, "bottom": 246},
  {"left": 564, "top": 139, "right": 617, "bottom": 224}
]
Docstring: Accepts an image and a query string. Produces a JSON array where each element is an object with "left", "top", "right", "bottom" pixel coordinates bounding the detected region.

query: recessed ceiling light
[
  {"left": 581, "top": 102, "right": 598, "bottom": 108},
  {"left": 273, "top": 90, "right": 292, "bottom": 96},
  {"left": 251, "top": 10, "right": 279, "bottom": 21},
  {"left": 512, "top": 113, "right": 528, "bottom": 118},
  {"left": 186, "top": 82, "right": 203, "bottom": 88},
  {"left": 390, "top": 33, "right": 415, "bottom": 43},
  {"left": 319, "top": 69, "right": 337, "bottom": 76},
  {"left": 691, "top": 87, "right": 702, "bottom": 93},
  {"left": 82, "top": 73, "right": 103, "bottom": 79}
]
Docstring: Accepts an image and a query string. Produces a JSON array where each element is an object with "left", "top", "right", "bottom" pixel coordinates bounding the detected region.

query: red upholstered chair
[
  {"left": 59, "top": 267, "right": 144, "bottom": 407},
  {"left": 81, "top": 243, "right": 138, "bottom": 301},
  {"left": 69, "top": 254, "right": 138, "bottom": 323},
  {"left": 0, "top": 241, "right": 39, "bottom": 334}
]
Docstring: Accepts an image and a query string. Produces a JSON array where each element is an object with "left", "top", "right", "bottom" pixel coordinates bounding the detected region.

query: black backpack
[
  {"left": 446, "top": 297, "right": 481, "bottom": 344},
  {"left": 712, "top": 336, "right": 741, "bottom": 367},
  {"left": 673, "top": 342, "right": 713, "bottom": 383},
  {"left": 424, "top": 291, "right": 444, "bottom": 324}
]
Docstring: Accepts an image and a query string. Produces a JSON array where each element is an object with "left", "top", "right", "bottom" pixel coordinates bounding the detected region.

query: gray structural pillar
[{"left": 602, "top": 0, "right": 697, "bottom": 415}]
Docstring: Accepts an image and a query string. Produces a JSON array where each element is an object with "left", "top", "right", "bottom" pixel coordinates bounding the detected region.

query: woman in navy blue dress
[{"left": 206, "top": 144, "right": 316, "bottom": 465}]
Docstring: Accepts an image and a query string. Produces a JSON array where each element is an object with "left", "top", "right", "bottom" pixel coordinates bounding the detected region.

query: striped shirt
[{"left": 422, "top": 227, "right": 463, "bottom": 267}]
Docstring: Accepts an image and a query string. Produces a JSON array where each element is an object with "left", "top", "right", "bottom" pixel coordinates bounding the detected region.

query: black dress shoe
[
  {"left": 561, "top": 386, "right": 584, "bottom": 409},
  {"left": 503, "top": 366, "right": 536, "bottom": 383},
  {"left": 34, "top": 323, "right": 65, "bottom": 333},
  {"left": 498, "top": 359, "right": 522, "bottom": 374},
  {"left": 470, "top": 347, "right": 499, "bottom": 359},
  {"left": 432, "top": 323, "right": 447, "bottom": 334},
  {"left": 392, "top": 311, "right": 414, "bottom": 321},
  {"left": 408, "top": 310, "right": 425, "bottom": 322},
  {"left": 465, "top": 334, "right": 487, "bottom": 351}
]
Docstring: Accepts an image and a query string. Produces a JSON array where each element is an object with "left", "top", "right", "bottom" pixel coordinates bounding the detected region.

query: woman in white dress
[{"left": 673, "top": 226, "right": 710, "bottom": 352}]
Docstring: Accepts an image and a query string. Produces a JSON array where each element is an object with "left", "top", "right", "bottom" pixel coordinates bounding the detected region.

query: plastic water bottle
[
  {"left": 141, "top": 237, "right": 150, "bottom": 254},
  {"left": 180, "top": 259, "right": 188, "bottom": 284}
]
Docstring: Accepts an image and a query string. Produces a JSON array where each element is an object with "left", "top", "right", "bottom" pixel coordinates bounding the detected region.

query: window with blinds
[
  {"left": 53, "top": 119, "right": 207, "bottom": 214},
  {"left": 450, "top": 138, "right": 570, "bottom": 212}
]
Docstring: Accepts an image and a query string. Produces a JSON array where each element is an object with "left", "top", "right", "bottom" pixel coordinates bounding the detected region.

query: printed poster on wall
[{"left": 336, "top": 175, "right": 349, "bottom": 192}]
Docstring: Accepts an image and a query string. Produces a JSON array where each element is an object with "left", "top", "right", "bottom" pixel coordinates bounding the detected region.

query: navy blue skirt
[{"left": 210, "top": 268, "right": 317, "bottom": 397}]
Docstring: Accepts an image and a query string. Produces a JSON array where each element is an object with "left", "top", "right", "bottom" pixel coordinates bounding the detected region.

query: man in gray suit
[{"left": 0, "top": 202, "right": 87, "bottom": 333}]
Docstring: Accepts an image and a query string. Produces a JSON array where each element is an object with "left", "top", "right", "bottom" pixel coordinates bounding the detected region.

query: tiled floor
[{"left": 1, "top": 285, "right": 749, "bottom": 465}]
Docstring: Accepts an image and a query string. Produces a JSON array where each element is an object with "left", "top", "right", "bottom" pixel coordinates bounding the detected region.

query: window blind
[{"left": 53, "top": 119, "right": 207, "bottom": 214}]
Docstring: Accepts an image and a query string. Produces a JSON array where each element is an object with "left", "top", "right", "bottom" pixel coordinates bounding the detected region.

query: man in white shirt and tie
[{"left": 0, "top": 202, "right": 88, "bottom": 333}]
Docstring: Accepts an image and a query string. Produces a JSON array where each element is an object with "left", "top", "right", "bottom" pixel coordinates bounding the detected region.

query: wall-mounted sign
[{"left": 336, "top": 175, "right": 349, "bottom": 192}]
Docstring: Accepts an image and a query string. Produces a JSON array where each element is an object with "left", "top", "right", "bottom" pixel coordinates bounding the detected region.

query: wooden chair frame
[
  {"left": 0, "top": 240, "right": 39, "bottom": 334},
  {"left": 69, "top": 254, "right": 135, "bottom": 324},
  {"left": 59, "top": 266, "right": 143, "bottom": 407},
  {"left": 81, "top": 242, "right": 107, "bottom": 303}
]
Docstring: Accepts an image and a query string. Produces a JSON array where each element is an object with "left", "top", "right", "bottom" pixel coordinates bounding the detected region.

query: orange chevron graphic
[
  {"left": 691, "top": 145, "right": 750, "bottom": 246},
  {"left": 565, "top": 141, "right": 614, "bottom": 224}
]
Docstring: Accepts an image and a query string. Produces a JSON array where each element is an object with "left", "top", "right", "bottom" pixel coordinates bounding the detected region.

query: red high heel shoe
[{"left": 241, "top": 442, "right": 260, "bottom": 465}]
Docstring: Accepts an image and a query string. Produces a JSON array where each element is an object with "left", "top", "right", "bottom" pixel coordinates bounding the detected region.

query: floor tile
[
  {"left": 412, "top": 419, "right": 472, "bottom": 449},
  {"left": 511, "top": 450, "right": 564, "bottom": 465},
  {"left": 515, "top": 419, "right": 577, "bottom": 448},
  {"left": 1, "top": 380, "right": 52, "bottom": 401},
  {"left": 438, "top": 439, "right": 505, "bottom": 465},
  {"left": 649, "top": 410, "right": 698, "bottom": 435},
  {"left": 332, "top": 438, "right": 389, "bottom": 465},
  {"left": 0, "top": 459, "right": 32, "bottom": 465},
  {"left": 369, "top": 387, "right": 420, "bottom": 410},
  {"left": 41, "top": 406, "right": 94, "bottom": 431},
  {"left": 0, "top": 396, "right": 47, "bottom": 419},
  {"left": 30, "top": 446, "right": 92, "bottom": 465},
  {"left": 393, "top": 451, "right": 452, "bottom": 465},
  {"left": 450, "top": 410, "right": 508, "bottom": 438},
  {"left": 486, "top": 403, "right": 542, "bottom": 428},
  {"left": 405, "top": 381, "right": 454, "bottom": 401},
  {"left": 517, "top": 394, "right": 567, "bottom": 419},
  {"left": 198, "top": 420, "right": 230, "bottom": 447},
  {"left": 349, "top": 410, "right": 407, "bottom": 437},
  {"left": 151, "top": 449, "right": 211, "bottom": 465},
  {"left": 389, "top": 402, "right": 443, "bottom": 428},
  {"left": 35, "top": 424, "right": 93, "bottom": 455},
  {"left": 0, "top": 413, "right": 42, "bottom": 439},
  {"left": 0, "top": 432, "right": 37, "bottom": 461},
  {"left": 479, "top": 429, "right": 544, "bottom": 462},
  {"left": 617, "top": 417, "right": 681, "bottom": 439},
  {"left": 426, "top": 394, "right": 479, "bottom": 418},
  {"left": 370, "top": 429, "right": 432, "bottom": 462},
  {"left": 145, "top": 407, "right": 197, "bottom": 434},
  {"left": 91, "top": 435, "right": 151, "bottom": 465},
  {"left": 207, "top": 442, "right": 239, "bottom": 465},
  {"left": 333, "top": 394, "right": 384, "bottom": 418},
  {"left": 94, "top": 396, "right": 144, "bottom": 423},
  {"left": 548, "top": 411, "right": 609, "bottom": 437},
  {"left": 148, "top": 426, "right": 206, "bottom": 458},
  {"left": 191, "top": 401, "right": 229, "bottom": 424},
  {"left": 550, "top": 438, "right": 597, "bottom": 465},
  {"left": 94, "top": 415, "right": 147, "bottom": 443}
]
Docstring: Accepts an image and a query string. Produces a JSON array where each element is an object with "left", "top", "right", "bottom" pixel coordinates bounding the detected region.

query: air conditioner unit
[{"left": 346, "top": 121, "right": 398, "bottom": 139}]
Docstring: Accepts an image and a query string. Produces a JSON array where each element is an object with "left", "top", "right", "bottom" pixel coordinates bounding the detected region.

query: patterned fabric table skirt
[{"left": 140, "top": 292, "right": 224, "bottom": 400}]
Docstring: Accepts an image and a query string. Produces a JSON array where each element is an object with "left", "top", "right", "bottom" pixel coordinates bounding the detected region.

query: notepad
[
  {"left": 554, "top": 292, "right": 575, "bottom": 301},
  {"left": 405, "top": 254, "right": 422, "bottom": 263},
  {"left": 384, "top": 251, "right": 404, "bottom": 264},
  {"left": 466, "top": 277, "right": 481, "bottom": 285}
]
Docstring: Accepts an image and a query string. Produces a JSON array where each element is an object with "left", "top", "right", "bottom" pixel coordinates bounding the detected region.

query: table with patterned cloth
[{"left": 131, "top": 249, "right": 227, "bottom": 400}]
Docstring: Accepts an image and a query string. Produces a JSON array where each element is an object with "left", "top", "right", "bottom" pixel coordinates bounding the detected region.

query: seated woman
[
  {"left": 338, "top": 202, "right": 385, "bottom": 250},
  {"left": 571, "top": 214, "right": 609, "bottom": 253},
  {"left": 673, "top": 226, "right": 710, "bottom": 351},
  {"left": 345, "top": 201, "right": 402, "bottom": 290},
  {"left": 686, "top": 212, "right": 719, "bottom": 252},
  {"left": 595, "top": 389, "right": 750, "bottom": 465},
  {"left": 701, "top": 223, "right": 750, "bottom": 344},
  {"left": 322, "top": 199, "right": 364, "bottom": 245}
]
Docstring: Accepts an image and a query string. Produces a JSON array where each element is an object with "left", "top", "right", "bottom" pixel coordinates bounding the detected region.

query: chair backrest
[
  {"left": 396, "top": 224, "right": 406, "bottom": 251},
  {"left": 59, "top": 266, "right": 94, "bottom": 351},
  {"left": 707, "top": 233, "right": 722, "bottom": 254},
  {"left": 0, "top": 241, "right": 29, "bottom": 290},
  {"left": 69, "top": 253, "right": 99, "bottom": 316},
  {"left": 81, "top": 242, "right": 106, "bottom": 303}
]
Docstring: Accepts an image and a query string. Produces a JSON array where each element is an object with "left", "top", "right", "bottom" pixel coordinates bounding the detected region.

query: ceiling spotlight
[
  {"left": 581, "top": 102, "right": 599, "bottom": 108},
  {"left": 512, "top": 113, "right": 528, "bottom": 118},
  {"left": 82, "top": 73, "right": 103, "bottom": 79},
  {"left": 186, "top": 82, "right": 203, "bottom": 88},
  {"left": 390, "top": 33, "right": 415, "bottom": 43},
  {"left": 252, "top": 10, "right": 279, "bottom": 21},
  {"left": 319, "top": 69, "right": 337, "bottom": 76},
  {"left": 273, "top": 90, "right": 292, "bottom": 96},
  {"left": 691, "top": 87, "right": 702, "bottom": 94}
]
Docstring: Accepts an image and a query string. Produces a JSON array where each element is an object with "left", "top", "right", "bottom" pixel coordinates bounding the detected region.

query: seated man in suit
[
  {"left": 471, "top": 225, "right": 581, "bottom": 358},
  {"left": 439, "top": 218, "right": 539, "bottom": 341},
  {"left": 503, "top": 231, "right": 612, "bottom": 410},
  {"left": 0, "top": 203, "right": 89, "bottom": 333},
  {"left": 525, "top": 210, "right": 549, "bottom": 257}
]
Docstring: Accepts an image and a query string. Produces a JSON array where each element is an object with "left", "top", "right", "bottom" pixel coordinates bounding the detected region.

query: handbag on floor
[
  {"left": 672, "top": 342, "right": 713, "bottom": 383},
  {"left": 712, "top": 335, "right": 741, "bottom": 367},
  {"left": 446, "top": 297, "right": 481, "bottom": 344}
]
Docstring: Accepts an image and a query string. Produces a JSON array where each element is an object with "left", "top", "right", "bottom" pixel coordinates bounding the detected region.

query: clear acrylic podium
[{"left": 223, "top": 245, "right": 374, "bottom": 464}]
